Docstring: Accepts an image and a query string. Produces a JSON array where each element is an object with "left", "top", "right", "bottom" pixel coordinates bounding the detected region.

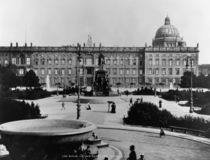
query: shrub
[
  {"left": 0, "top": 98, "right": 41, "bottom": 123},
  {"left": 10, "top": 88, "right": 51, "bottom": 100},
  {"left": 124, "top": 101, "right": 210, "bottom": 131},
  {"left": 124, "top": 102, "right": 174, "bottom": 127}
]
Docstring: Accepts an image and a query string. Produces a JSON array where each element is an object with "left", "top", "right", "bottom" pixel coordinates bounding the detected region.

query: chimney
[
  {"left": 197, "top": 43, "right": 199, "bottom": 48},
  {"left": 10, "top": 42, "right": 13, "bottom": 47},
  {"left": 83, "top": 43, "right": 85, "bottom": 47},
  {"left": 30, "top": 43, "right": 33, "bottom": 47},
  {"left": 99, "top": 43, "right": 102, "bottom": 48},
  {"left": 16, "top": 42, "right": 18, "bottom": 47},
  {"left": 25, "top": 43, "right": 27, "bottom": 47},
  {"left": 93, "top": 43, "right": 95, "bottom": 47}
]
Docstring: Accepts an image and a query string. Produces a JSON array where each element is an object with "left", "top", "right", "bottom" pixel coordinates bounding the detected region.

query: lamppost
[
  {"left": 76, "top": 43, "right": 82, "bottom": 119},
  {"left": 186, "top": 55, "right": 193, "bottom": 113}
]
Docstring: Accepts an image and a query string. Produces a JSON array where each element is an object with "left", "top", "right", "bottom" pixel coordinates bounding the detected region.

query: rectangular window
[
  {"left": 126, "top": 59, "right": 130, "bottom": 65},
  {"left": 169, "top": 68, "right": 173, "bottom": 75},
  {"left": 120, "top": 59, "right": 123, "bottom": 65},
  {"left": 106, "top": 59, "right": 110, "bottom": 65},
  {"left": 155, "top": 68, "right": 159, "bottom": 75},
  {"left": 132, "top": 69, "right": 136, "bottom": 75},
  {"left": 155, "top": 59, "right": 159, "bottom": 66},
  {"left": 48, "top": 69, "right": 51, "bottom": 75},
  {"left": 55, "top": 59, "right": 58, "bottom": 65},
  {"left": 41, "top": 69, "right": 45, "bottom": 75},
  {"left": 68, "top": 69, "right": 72, "bottom": 74},
  {"left": 126, "top": 69, "right": 130, "bottom": 75},
  {"left": 175, "top": 68, "right": 180, "bottom": 75},
  {"left": 12, "top": 58, "right": 16, "bottom": 64},
  {"left": 68, "top": 59, "right": 72, "bottom": 65},
  {"left": 86, "top": 58, "right": 93, "bottom": 65},
  {"left": 162, "top": 68, "right": 166, "bottom": 75},
  {"left": 183, "top": 59, "right": 187, "bottom": 66},
  {"left": 113, "top": 59, "right": 117, "bottom": 65},
  {"left": 139, "top": 69, "right": 143, "bottom": 75},
  {"left": 132, "top": 59, "right": 137, "bottom": 65},
  {"left": 61, "top": 69, "right": 65, "bottom": 75},
  {"left": 26, "top": 58, "right": 30, "bottom": 65},
  {"left": 176, "top": 59, "right": 180, "bottom": 66},
  {"left": 80, "top": 68, "right": 83, "bottom": 75},
  {"left": 113, "top": 68, "right": 117, "bottom": 75},
  {"left": 34, "top": 59, "right": 38, "bottom": 65},
  {"left": 48, "top": 59, "right": 52, "bottom": 65},
  {"left": 55, "top": 69, "right": 58, "bottom": 75},
  {"left": 19, "top": 68, "right": 24, "bottom": 75},
  {"left": 169, "top": 59, "right": 173, "bottom": 66},
  {"left": 149, "top": 59, "right": 152, "bottom": 66},
  {"left": 162, "top": 59, "right": 166, "bottom": 66},
  {"left": 148, "top": 68, "right": 152, "bottom": 75},
  {"left": 41, "top": 59, "right": 45, "bottom": 65},
  {"left": 139, "top": 61, "right": 143, "bottom": 66},
  {"left": 4, "top": 59, "right": 8, "bottom": 65},
  {"left": 79, "top": 59, "right": 83, "bottom": 65},
  {"left": 61, "top": 59, "right": 65, "bottom": 65},
  {"left": 120, "top": 69, "right": 123, "bottom": 75}
]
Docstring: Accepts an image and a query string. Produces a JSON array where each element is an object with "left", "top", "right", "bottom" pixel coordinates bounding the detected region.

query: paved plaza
[{"left": 26, "top": 94, "right": 210, "bottom": 160}]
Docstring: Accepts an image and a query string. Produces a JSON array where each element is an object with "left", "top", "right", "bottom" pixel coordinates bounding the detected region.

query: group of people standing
[{"left": 127, "top": 145, "right": 145, "bottom": 160}]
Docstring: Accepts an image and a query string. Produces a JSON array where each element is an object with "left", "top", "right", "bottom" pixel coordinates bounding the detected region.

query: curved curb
[
  {"left": 109, "top": 145, "right": 123, "bottom": 160},
  {"left": 96, "top": 124, "right": 210, "bottom": 146}
]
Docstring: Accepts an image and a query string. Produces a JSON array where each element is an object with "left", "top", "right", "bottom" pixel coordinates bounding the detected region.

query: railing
[{"left": 169, "top": 126, "right": 205, "bottom": 136}]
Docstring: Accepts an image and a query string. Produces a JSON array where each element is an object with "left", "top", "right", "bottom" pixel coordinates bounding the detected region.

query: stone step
[
  {"left": 85, "top": 138, "right": 102, "bottom": 145},
  {"left": 97, "top": 141, "right": 109, "bottom": 148}
]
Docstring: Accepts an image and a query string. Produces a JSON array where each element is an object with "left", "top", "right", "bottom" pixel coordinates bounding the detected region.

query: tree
[
  {"left": 0, "top": 65, "right": 20, "bottom": 90},
  {"left": 23, "top": 70, "right": 40, "bottom": 89},
  {"left": 180, "top": 71, "right": 197, "bottom": 88}
]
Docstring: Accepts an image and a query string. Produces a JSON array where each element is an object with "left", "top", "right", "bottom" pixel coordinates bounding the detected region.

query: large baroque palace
[{"left": 0, "top": 16, "right": 199, "bottom": 88}]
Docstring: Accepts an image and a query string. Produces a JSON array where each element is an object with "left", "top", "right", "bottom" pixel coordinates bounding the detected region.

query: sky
[{"left": 0, "top": 0, "right": 209, "bottom": 64}]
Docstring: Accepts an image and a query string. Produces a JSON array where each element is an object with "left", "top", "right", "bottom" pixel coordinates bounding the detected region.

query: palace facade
[{"left": 0, "top": 16, "right": 199, "bottom": 88}]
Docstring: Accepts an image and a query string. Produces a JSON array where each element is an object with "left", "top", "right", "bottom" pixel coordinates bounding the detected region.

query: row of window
[
  {"left": 34, "top": 68, "right": 73, "bottom": 75},
  {"left": 148, "top": 59, "right": 194, "bottom": 66},
  {"left": 34, "top": 58, "right": 73, "bottom": 66},
  {"left": 105, "top": 58, "right": 140, "bottom": 66},
  {"left": 0, "top": 58, "right": 30, "bottom": 65},
  {"left": 106, "top": 68, "right": 143, "bottom": 75},
  {"left": 12, "top": 58, "right": 31, "bottom": 65},
  {"left": 147, "top": 68, "right": 194, "bottom": 75},
  {"left": 147, "top": 78, "right": 180, "bottom": 84},
  {"left": 112, "top": 77, "right": 137, "bottom": 83}
]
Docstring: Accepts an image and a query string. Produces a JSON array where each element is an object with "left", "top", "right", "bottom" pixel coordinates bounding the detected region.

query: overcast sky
[{"left": 0, "top": 0, "right": 209, "bottom": 64}]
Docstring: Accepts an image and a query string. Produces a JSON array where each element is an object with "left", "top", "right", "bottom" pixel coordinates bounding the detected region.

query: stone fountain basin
[{"left": 0, "top": 119, "right": 96, "bottom": 144}]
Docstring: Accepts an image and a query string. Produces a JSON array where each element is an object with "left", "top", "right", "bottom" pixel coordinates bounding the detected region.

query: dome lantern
[{"left": 165, "top": 16, "right": 170, "bottom": 25}]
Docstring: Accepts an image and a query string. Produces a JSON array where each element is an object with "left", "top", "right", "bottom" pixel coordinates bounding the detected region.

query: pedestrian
[
  {"left": 111, "top": 102, "right": 116, "bottom": 113},
  {"left": 140, "top": 97, "right": 143, "bottom": 103},
  {"left": 86, "top": 102, "right": 91, "bottom": 110},
  {"left": 127, "top": 145, "right": 137, "bottom": 160},
  {"left": 61, "top": 101, "right": 65, "bottom": 110},
  {"left": 130, "top": 98, "right": 133, "bottom": 106},
  {"left": 160, "top": 127, "right": 165, "bottom": 138},
  {"left": 107, "top": 102, "right": 111, "bottom": 112},
  {"left": 138, "top": 154, "right": 145, "bottom": 160},
  {"left": 159, "top": 100, "right": 162, "bottom": 109}
]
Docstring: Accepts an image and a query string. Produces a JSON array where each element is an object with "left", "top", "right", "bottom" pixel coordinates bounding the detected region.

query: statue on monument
[
  {"left": 98, "top": 53, "right": 105, "bottom": 70},
  {"left": 93, "top": 53, "right": 111, "bottom": 96}
]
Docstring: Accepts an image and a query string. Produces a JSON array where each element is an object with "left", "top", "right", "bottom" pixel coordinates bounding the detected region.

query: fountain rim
[{"left": 0, "top": 119, "right": 96, "bottom": 136}]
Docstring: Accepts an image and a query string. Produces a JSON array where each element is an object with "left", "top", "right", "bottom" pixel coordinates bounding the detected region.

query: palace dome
[
  {"left": 155, "top": 16, "right": 180, "bottom": 39},
  {"left": 152, "top": 16, "right": 186, "bottom": 47}
]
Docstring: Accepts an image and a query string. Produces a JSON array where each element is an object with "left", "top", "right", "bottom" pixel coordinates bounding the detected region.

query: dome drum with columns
[{"left": 152, "top": 16, "right": 186, "bottom": 47}]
